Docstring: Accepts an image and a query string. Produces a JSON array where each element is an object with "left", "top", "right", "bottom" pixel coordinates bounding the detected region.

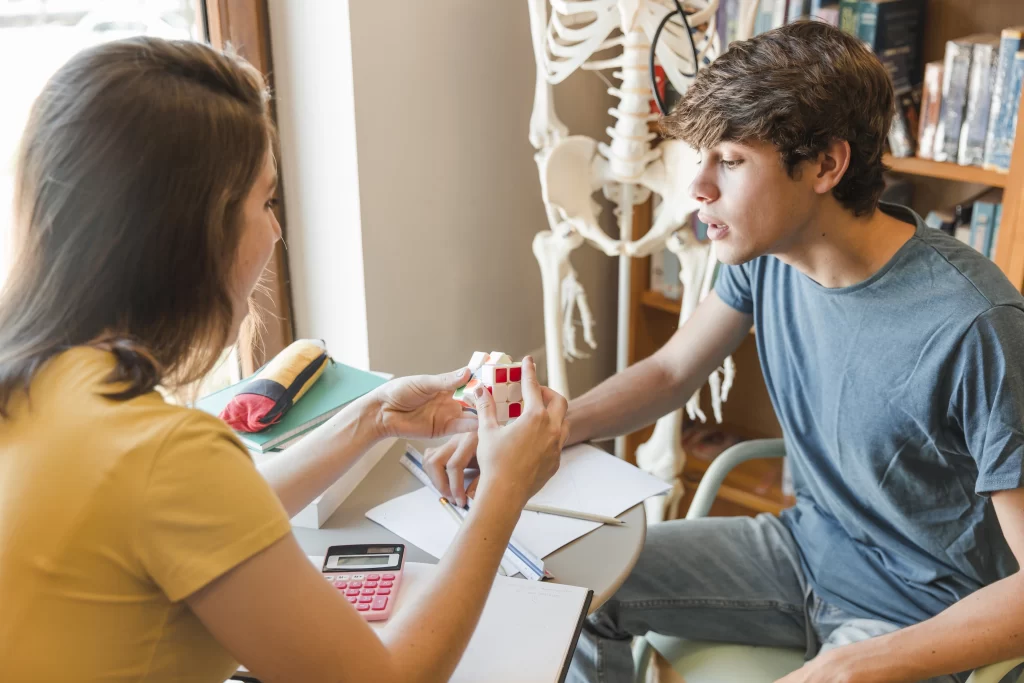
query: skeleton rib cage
[{"left": 528, "top": 0, "right": 754, "bottom": 522}]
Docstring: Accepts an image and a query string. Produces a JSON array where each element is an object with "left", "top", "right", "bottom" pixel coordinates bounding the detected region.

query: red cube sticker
[
  {"left": 495, "top": 368, "right": 507, "bottom": 383},
  {"left": 509, "top": 402, "right": 522, "bottom": 418},
  {"left": 510, "top": 366, "right": 522, "bottom": 382}
]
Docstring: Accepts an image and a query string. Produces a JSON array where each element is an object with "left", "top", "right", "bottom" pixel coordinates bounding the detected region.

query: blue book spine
[
  {"left": 958, "top": 40, "right": 999, "bottom": 166},
  {"left": 987, "top": 51, "right": 1024, "bottom": 172},
  {"left": 934, "top": 37, "right": 974, "bottom": 162},
  {"left": 988, "top": 203, "right": 1003, "bottom": 259},
  {"left": 969, "top": 201, "right": 995, "bottom": 255},
  {"left": 983, "top": 28, "right": 1023, "bottom": 169}
]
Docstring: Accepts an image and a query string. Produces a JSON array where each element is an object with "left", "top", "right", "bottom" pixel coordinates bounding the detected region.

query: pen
[
  {"left": 439, "top": 497, "right": 508, "bottom": 576},
  {"left": 524, "top": 503, "right": 626, "bottom": 526}
]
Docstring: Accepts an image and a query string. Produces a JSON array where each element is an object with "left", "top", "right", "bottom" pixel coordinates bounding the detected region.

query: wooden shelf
[
  {"left": 884, "top": 154, "right": 1009, "bottom": 188},
  {"left": 641, "top": 289, "right": 682, "bottom": 314},
  {"left": 641, "top": 290, "right": 755, "bottom": 335}
]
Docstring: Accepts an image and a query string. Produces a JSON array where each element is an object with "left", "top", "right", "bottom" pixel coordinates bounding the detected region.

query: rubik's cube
[{"left": 452, "top": 351, "right": 523, "bottom": 424}]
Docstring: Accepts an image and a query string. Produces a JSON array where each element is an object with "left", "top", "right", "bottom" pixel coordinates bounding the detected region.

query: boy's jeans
[{"left": 567, "top": 514, "right": 966, "bottom": 683}]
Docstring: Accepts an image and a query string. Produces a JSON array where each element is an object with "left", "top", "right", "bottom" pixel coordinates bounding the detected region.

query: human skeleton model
[{"left": 528, "top": 0, "right": 756, "bottom": 521}]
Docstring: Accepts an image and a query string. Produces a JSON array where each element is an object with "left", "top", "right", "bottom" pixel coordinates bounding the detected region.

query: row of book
[
  {"left": 924, "top": 188, "right": 1004, "bottom": 260},
  {"left": 909, "top": 28, "right": 1024, "bottom": 171}
]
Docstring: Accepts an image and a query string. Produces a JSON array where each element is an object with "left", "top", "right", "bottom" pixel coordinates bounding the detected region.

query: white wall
[
  {"left": 267, "top": 1, "right": 370, "bottom": 370},
  {"left": 269, "top": 2, "right": 619, "bottom": 397}
]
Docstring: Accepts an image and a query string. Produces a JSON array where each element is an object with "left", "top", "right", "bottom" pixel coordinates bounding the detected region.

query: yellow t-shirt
[{"left": 0, "top": 347, "right": 293, "bottom": 682}]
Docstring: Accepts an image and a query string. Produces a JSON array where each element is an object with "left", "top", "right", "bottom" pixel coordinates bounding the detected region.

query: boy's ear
[{"left": 812, "top": 139, "right": 851, "bottom": 195}]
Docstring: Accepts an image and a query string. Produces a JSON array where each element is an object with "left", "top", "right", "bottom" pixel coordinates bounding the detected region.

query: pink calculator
[{"left": 322, "top": 543, "right": 405, "bottom": 621}]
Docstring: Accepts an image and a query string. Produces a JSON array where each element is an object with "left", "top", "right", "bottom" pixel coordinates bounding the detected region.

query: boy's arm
[
  {"left": 566, "top": 291, "right": 753, "bottom": 445},
  {"left": 777, "top": 488, "right": 1024, "bottom": 683}
]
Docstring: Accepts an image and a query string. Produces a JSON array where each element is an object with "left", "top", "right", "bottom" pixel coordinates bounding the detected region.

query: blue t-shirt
[{"left": 715, "top": 203, "right": 1024, "bottom": 626}]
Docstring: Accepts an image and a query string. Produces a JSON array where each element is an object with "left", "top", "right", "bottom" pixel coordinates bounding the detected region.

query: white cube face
[
  {"left": 496, "top": 402, "right": 510, "bottom": 423},
  {"left": 508, "top": 382, "right": 522, "bottom": 403},
  {"left": 492, "top": 382, "right": 509, "bottom": 403},
  {"left": 480, "top": 365, "right": 497, "bottom": 385}
]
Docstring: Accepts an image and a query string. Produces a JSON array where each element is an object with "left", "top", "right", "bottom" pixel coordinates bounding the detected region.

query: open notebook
[{"left": 231, "top": 560, "right": 593, "bottom": 683}]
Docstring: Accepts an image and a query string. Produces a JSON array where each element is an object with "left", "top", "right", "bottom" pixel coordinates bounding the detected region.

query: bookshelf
[
  {"left": 625, "top": 0, "right": 1024, "bottom": 519},
  {"left": 883, "top": 154, "right": 1009, "bottom": 187}
]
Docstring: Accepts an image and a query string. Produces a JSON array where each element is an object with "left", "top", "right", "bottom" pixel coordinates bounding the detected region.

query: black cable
[{"left": 649, "top": 0, "right": 701, "bottom": 115}]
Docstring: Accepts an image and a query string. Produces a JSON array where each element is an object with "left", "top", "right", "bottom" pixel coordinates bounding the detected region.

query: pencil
[
  {"left": 524, "top": 503, "right": 626, "bottom": 526},
  {"left": 439, "top": 497, "right": 508, "bottom": 576}
]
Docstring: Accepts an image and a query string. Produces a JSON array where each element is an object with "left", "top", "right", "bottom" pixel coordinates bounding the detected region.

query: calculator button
[
  {"left": 379, "top": 581, "right": 393, "bottom": 588},
  {"left": 349, "top": 581, "right": 362, "bottom": 588},
  {"left": 364, "top": 581, "right": 378, "bottom": 588},
  {"left": 350, "top": 574, "right": 365, "bottom": 580},
  {"left": 377, "top": 588, "right": 391, "bottom": 595},
  {"left": 335, "top": 581, "right": 348, "bottom": 588},
  {"left": 347, "top": 596, "right": 358, "bottom": 604},
  {"left": 371, "top": 596, "right": 388, "bottom": 610},
  {"left": 358, "top": 596, "right": 373, "bottom": 603},
  {"left": 367, "top": 574, "right": 380, "bottom": 580},
  {"left": 346, "top": 589, "right": 360, "bottom": 597},
  {"left": 323, "top": 575, "right": 335, "bottom": 582},
  {"left": 335, "top": 584, "right": 348, "bottom": 590},
  {"left": 361, "top": 588, "right": 375, "bottom": 595},
  {"left": 356, "top": 603, "right": 370, "bottom": 611},
  {"left": 382, "top": 573, "right": 395, "bottom": 579}
]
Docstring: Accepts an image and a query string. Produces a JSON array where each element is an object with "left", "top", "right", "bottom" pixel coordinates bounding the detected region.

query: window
[
  {"left": 0, "top": 0, "right": 203, "bottom": 277},
  {"left": 0, "top": 0, "right": 242, "bottom": 400}
]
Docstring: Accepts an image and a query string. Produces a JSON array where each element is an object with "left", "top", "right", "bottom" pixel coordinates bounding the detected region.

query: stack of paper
[{"left": 365, "top": 443, "right": 671, "bottom": 562}]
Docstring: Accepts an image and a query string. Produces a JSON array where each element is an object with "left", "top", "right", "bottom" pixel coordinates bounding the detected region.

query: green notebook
[{"left": 196, "top": 360, "right": 386, "bottom": 453}]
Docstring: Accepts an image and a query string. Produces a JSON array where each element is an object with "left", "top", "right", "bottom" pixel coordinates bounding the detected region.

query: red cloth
[{"left": 219, "top": 394, "right": 280, "bottom": 433}]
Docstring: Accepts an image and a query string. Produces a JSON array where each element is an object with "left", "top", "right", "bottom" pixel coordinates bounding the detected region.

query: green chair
[{"left": 631, "top": 439, "right": 1024, "bottom": 683}]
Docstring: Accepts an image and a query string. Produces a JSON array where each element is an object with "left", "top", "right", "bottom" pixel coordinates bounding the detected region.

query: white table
[{"left": 292, "top": 439, "right": 646, "bottom": 612}]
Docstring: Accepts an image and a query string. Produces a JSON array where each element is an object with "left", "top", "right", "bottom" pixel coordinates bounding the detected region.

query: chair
[{"left": 632, "top": 439, "right": 1024, "bottom": 683}]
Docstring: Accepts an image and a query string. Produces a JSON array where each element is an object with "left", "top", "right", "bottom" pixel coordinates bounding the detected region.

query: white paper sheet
[
  {"left": 365, "top": 443, "right": 670, "bottom": 560},
  {"left": 376, "top": 562, "right": 591, "bottom": 682}
]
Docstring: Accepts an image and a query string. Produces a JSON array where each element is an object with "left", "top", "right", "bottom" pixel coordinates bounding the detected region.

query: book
[
  {"left": 924, "top": 207, "right": 955, "bottom": 235},
  {"left": 991, "top": 203, "right": 1004, "bottom": 260},
  {"left": 376, "top": 563, "right": 593, "bottom": 683},
  {"left": 986, "top": 48, "right": 1024, "bottom": 172},
  {"left": 934, "top": 35, "right": 996, "bottom": 162},
  {"left": 916, "top": 61, "right": 943, "bottom": 159},
  {"left": 815, "top": 5, "right": 840, "bottom": 27},
  {"left": 856, "top": 0, "right": 928, "bottom": 91},
  {"left": 838, "top": 0, "right": 859, "bottom": 37},
  {"left": 788, "top": 0, "right": 811, "bottom": 23},
  {"left": 957, "top": 36, "right": 999, "bottom": 166},
  {"left": 889, "top": 86, "right": 921, "bottom": 157},
  {"left": 197, "top": 359, "right": 386, "bottom": 452},
  {"left": 968, "top": 189, "right": 1002, "bottom": 258},
  {"left": 983, "top": 27, "right": 1024, "bottom": 170}
]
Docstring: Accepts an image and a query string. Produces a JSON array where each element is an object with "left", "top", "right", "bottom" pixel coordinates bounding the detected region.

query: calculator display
[
  {"left": 325, "top": 551, "right": 400, "bottom": 571},
  {"left": 333, "top": 555, "right": 389, "bottom": 568}
]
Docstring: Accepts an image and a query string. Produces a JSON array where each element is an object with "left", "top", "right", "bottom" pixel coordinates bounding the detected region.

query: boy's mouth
[{"left": 700, "top": 215, "right": 730, "bottom": 241}]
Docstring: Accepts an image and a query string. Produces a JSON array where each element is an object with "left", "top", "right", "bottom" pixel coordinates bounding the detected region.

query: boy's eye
[
  {"left": 721, "top": 159, "right": 741, "bottom": 169},
  {"left": 265, "top": 198, "right": 280, "bottom": 210}
]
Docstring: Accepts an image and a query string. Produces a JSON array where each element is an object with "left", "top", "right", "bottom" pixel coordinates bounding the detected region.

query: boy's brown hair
[
  {"left": 661, "top": 20, "right": 893, "bottom": 217},
  {"left": 0, "top": 38, "right": 274, "bottom": 415}
]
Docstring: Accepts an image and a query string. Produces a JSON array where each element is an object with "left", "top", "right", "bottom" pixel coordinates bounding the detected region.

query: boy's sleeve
[
  {"left": 135, "top": 411, "right": 293, "bottom": 601},
  {"left": 714, "top": 261, "right": 755, "bottom": 314},
  {"left": 952, "top": 306, "right": 1024, "bottom": 495}
]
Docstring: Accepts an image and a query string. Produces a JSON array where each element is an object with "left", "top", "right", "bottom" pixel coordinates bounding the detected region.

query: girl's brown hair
[{"left": 0, "top": 37, "right": 273, "bottom": 415}]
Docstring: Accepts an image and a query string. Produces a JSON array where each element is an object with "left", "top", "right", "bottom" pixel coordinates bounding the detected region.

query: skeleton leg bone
[{"left": 533, "top": 227, "right": 586, "bottom": 399}]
